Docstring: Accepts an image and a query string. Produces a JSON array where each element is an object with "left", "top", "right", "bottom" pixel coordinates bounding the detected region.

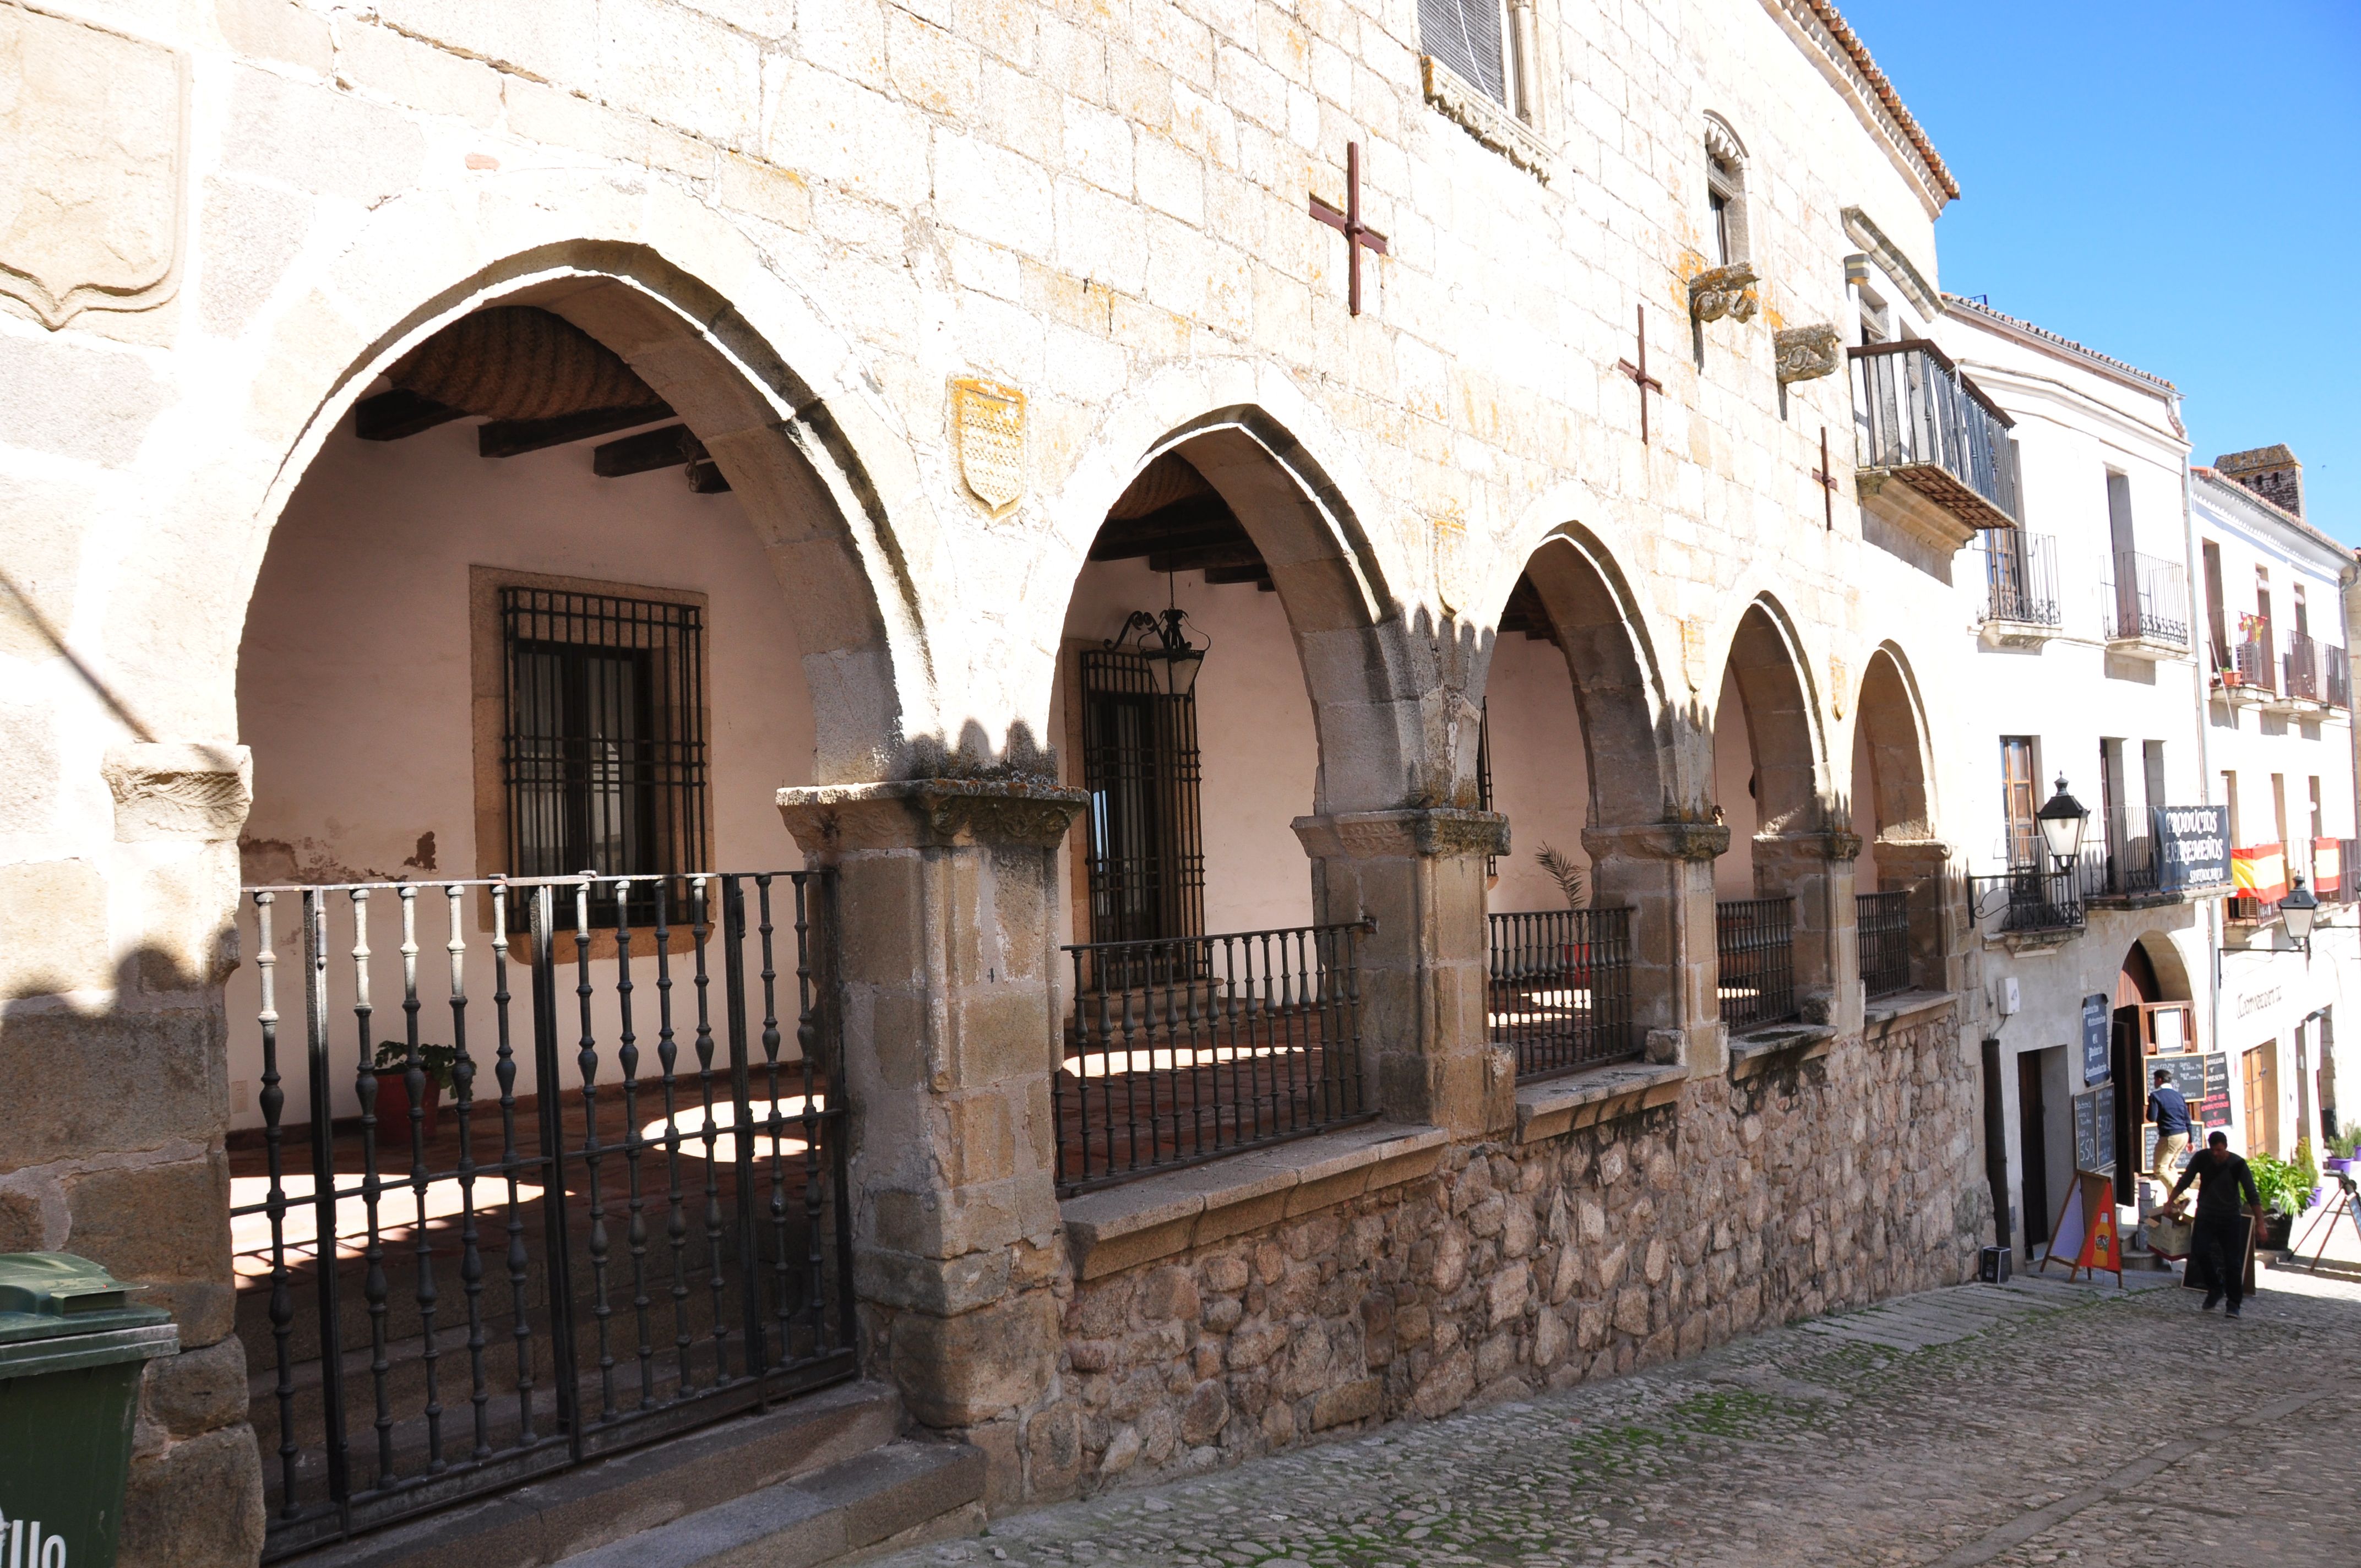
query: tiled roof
[
  {"left": 1796, "top": 1, "right": 1961, "bottom": 201},
  {"left": 1941, "top": 294, "right": 2177, "bottom": 394},
  {"left": 2192, "top": 467, "right": 2348, "bottom": 560}
]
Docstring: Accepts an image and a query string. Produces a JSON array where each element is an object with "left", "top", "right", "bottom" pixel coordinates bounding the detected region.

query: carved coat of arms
[{"left": 951, "top": 378, "right": 1026, "bottom": 515}]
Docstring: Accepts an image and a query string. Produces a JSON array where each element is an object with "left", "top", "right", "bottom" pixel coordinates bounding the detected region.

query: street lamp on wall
[
  {"left": 2035, "top": 774, "right": 2088, "bottom": 868},
  {"left": 2278, "top": 873, "right": 2320, "bottom": 951}
]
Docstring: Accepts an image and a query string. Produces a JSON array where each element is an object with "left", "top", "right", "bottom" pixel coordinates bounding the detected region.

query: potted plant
[
  {"left": 2248, "top": 1150, "right": 2311, "bottom": 1251},
  {"left": 1535, "top": 843, "right": 1588, "bottom": 982},
  {"left": 2294, "top": 1137, "right": 2322, "bottom": 1213},
  {"left": 2327, "top": 1127, "right": 2361, "bottom": 1177},
  {"left": 369, "top": 1041, "right": 461, "bottom": 1142}
]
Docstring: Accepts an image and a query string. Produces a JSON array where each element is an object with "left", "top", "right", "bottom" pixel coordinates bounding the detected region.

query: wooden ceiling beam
[
  {"left": 592, "top": 423, "right": 698, "bottom": 477},
  {"left": 1087, "top": 494, "right": 1244, "bottom": 560},
  {"left": 1149, "top": 541, "right": 1267, "bottom": 574},
  {"left": 355, "top": 389, "right": 464, "bottom": 442},
  {"left": 478, "top": 402, "right": 674, "bottom": 459}
]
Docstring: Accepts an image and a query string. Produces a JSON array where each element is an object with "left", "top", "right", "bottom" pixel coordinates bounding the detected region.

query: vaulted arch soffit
[
  {"left": 1711, "top": 593, "right": 1834, "bottom": 836},
  {"left": 129, "top": 168, "right": 937, "bottom": 782},
  {"left": 1853, "top": 641, "right": 1939, "bottom": 843}
]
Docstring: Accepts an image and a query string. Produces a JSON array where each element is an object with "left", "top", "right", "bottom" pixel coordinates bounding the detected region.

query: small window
[
  {"left": 1703, "top": 117, "right": 1749, "bottom": 266},
  {"left": 1420, "top": 0, "right": 1514, "bottom": 110},
  {"left": 2000, "top": 737, "right": 2039, "bottom": 868},
  {"left": 500, "top": 586, "right": 707, "bottom": 926},
  {"left": 1079, "top": 647, "right": 1205, "bottom": 946}
]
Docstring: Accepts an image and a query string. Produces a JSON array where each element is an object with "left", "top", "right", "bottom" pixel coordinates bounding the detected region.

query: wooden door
[
  {"left": 2242, "top": 1043, "right": 2280, "bottom": 1158},
  {"left": 2001, "top": 738, "right": 2039, "bottom": 868},
  {"left": 2019, "top": 1052, "right": 2050, "bottom": 1255}
]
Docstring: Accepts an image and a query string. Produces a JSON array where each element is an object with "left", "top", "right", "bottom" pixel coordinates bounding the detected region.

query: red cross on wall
[{"left": 1309, "top": 141, "right": 1389, "bottom": 317}]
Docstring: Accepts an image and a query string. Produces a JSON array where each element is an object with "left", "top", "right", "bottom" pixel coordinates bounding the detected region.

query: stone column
[
  {"left": 1872, "top": 837, "right": 1956, "bottom": 994},
  {"left": 1751, "top": 827, "right": 1863, "bottom": 1028},
  {"left": 11, "top": 744, "right": 269, "bottom": 1568},
  {"left": 1581, "top": 818, "right": 1731, "bottom": 1072},
  {"left": 1289, "top": 809, "right": 1508, "bottom": 1137},
  {"left": 775, "top": 778, "right": 1085, "bottom": 1486}
]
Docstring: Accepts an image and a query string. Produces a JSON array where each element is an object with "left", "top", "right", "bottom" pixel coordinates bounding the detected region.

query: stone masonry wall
[{"left": 1010, "top": 1011, "right": 1982, "bottom": 1502}]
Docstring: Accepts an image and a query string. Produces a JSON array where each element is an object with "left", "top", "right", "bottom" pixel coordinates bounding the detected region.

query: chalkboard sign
[
  {"left": 2072, "top": 1087, "right": 2116, "bottom": 1173},
  {"left": 2196, "top": 1052, "right": 2233, "bottom": 1129},
  {"left": 2148, "top": 1054, "right": 2206, "bottom": 1100},
  {"left": 2142, "top": 1123, "right": 2195, "bottom": 1174},
  {"left": 2082, "top": 993, "right": 2112, "bottom": 1087},
  {"left": 2156, "top": 805, "right": 2230, "bottom": 891}
]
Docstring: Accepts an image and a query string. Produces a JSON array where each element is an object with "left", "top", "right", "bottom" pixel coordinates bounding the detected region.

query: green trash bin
[{"left": 0, "top": 1254, "right": 180, "bottom": 1568}]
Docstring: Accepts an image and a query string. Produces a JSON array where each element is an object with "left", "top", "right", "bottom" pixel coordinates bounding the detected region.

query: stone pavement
[{"left": 870, "top": 1264, "right": 2361, "bottom": 1567}]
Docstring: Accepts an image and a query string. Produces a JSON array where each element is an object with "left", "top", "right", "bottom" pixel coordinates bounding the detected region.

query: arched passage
[
  {"left": 215, "top": 251, "right": 918, "bottom": 1544},
  {"left": 1713, "top": 600, "right": 1835, "bottom": 1027},
  {"left": 1849, "top": 645, "right": 1946, "bottom": 997}
]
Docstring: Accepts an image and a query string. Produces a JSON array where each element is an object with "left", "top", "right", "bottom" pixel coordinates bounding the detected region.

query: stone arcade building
[{"left": 0, "top": 2, "right": 2003, "bottom": 1564}]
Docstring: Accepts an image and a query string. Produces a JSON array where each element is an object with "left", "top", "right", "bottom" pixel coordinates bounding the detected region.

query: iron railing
[
  {"left": 228, "top": 872, "right": 852, "bottom": 1556},
  {"left": 1486, "top": 908, "right": 1638, "bottom": 1079},
  {"left": 1715, "top": 897, "right": 1796, "bottom": 1031},
  {"left": 1979, "top": 530, "right": 2060, "bottom": 628},
  {"left": 2216, "top": 634, "right": 2272, "bottom": 694},
  {"left": 2087, "top": 808, "right": 2162, "bottom": 901},
  {"left": 1054, "top": 922, "right": 1373, "bottom": 1194},
  {"left": 2286, "top": 630, "right": 2323, "bottom": 702},
  {"left": 1970, "top": 861, "right": 2086, "bottom": 934},
  {"left": 1856, "top": 891, "right": 1911, "bottom": 1000},
  {"left": 2329, "top": 651, "right": 2352, "bottom": 709},
  {"left": 1850, "top": 340, "right": 2022, "bottom": 528},
  {"left": 2104, "top": 551, "right": 2190, "bottom": 646}
]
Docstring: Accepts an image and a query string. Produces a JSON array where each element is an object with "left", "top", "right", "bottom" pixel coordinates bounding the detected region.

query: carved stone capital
[
  {"left": 102, "top": 743, "right": 251, "bottom": 842},
  {"left": 1689, "top": 263, "right": 1760, "bottom": 325},
  {"left": 1774, "top": 323, "right": 1843, "bottom": 383},
  {"left": 1292, "top": 808, "right": 1510, "bottom": 861},
  {"left": 1582, "top": 819, "right": 1731, "bottom": 864},
  {"left": 777, "top": 778, "right": 1086, "bottom": 855},
  {"left": 1756, "top": 828, "right": 1864, "bottom": 863}
]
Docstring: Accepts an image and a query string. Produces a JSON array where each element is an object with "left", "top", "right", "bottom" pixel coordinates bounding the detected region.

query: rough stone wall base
[{"left": 1021, "top": 1010, "right": 1981, "bottom": 1500}]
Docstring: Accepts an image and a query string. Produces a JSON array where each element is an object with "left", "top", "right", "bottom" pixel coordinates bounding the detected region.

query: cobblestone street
[{"left": 875, "top": 1266, "right": 2361, "bottom": 1568}]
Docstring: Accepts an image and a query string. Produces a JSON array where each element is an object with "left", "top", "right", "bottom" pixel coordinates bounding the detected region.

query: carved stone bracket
[
  {"left": 102, "top": 743, "right": 251, "bottom": 842},
  {"left": 1293, "top": 808, "right": 1510, "bottom": 861},
  {"left": 777, "top": 778, "right": 1087, "bottom": 856},
  {"left": 1756, "top": 827, "right": 1864, "bottom": 863},
  {"left": 1582, "top": 819, "right": 1731, "bottom": 864},
  {"left": 1774, "top": 323, "right": 1842, "bottom": 383},
  {"left": 1688, "top": 263, "right": 1760, "bottom": 325}
]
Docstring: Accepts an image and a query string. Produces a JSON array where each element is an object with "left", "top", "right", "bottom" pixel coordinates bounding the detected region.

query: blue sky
[{"left": 1837, "top": 0, "right": 2360, "bottom": 539}]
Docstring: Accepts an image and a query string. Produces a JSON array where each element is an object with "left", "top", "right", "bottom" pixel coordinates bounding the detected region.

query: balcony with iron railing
[
  {"left": 2283, "top": 631, "right": 2347, "bottom": 711},
  {"left": 2102, "top": 551, "right": 2190, "bottom": 657},
  {"left": 1977, "top": 530, "right": 2061, "bottom": 645},
  {"left": 1851, "top": 339, "right": 2023, "bottom": 541},
  {"left": 1969, "top": 857, "right": 2088, "bottom": 938},
  {"left": 1856, "top": 890, "right": 1912, "bottom": 1000}
]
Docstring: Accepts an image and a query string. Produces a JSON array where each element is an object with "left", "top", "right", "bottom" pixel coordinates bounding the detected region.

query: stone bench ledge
[
  {"left": 1514, "top": 1061, "right": 1687, "bottom": 1144},
  {"left": 1060, "top": 1121, "right": 1449, "bottom": 1281},
  {"left": 1864, "top": 989, "right": 1956, "bottom": 1028},
  {"left": 1727, "top": 1022, "right": 1840, "bottom": 1079}
]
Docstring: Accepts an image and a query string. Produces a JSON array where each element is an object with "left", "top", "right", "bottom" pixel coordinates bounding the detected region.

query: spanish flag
[
  {"left": 2316, "top": 837, "right": 2343, "bottom": 899},
  {"left": 2233, "top": 842, "right": 2287, "bottom": 903}
]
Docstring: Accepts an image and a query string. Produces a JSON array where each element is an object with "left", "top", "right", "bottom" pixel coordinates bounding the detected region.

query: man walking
[
  {"left": 2169, "top": 1131, "right": 2264, "bottom": 1316},
  {"left": 2146, "top": 1068, "right": 2192, "bottom": 1200}
]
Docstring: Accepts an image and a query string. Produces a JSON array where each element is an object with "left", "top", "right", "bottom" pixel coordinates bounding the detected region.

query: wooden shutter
[{"left": 1419, "top": 0, "right": 1506, "bottom": 105}]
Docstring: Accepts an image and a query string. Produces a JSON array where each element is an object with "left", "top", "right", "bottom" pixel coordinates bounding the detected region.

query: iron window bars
[
  {"left": 1078, "top": 646, "right": 1205, "bottom": 950},
  {"left": 1487, "top": 907, "right": 1638, "bottom": 1079},
  {"left": 1979, "top": 530, "right": 2060, "bottom": 629},
  {"left": 1855, "top": 891, "right": 1911, "bottom": 1001},
  {"left": 2104, "top": 551, "right": 2190, "bottom": 646},
  {"left": 1715, "top": 897, "right": 1796, "bottom": 1031},
  {"left": 500, "top": 589, "right": 706, "bottom": 929},
  {"left": 228, "top": 871, "right": 851, "bottom": 1556},
  {"left": 1054, "top": 922, "right": 1373, "bottom": 1194}
]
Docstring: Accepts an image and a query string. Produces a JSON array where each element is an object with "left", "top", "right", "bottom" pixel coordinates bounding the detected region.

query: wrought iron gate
[{"left": 228, "top": 872, "right": 854, "bottom": 1557}]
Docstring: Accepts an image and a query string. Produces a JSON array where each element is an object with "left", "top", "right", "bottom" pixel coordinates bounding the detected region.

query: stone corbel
[
  {"left": 1581, "top": 818, "right": 1732, "bottom": 864},
  {"left": 1775, "top": 323, "right": 1843, "bottom": 383},
  {"left": 776, "top": 777, "right": 1087, "bottom": 856},
  {"left": 1292, "top": 808, "right": 1510, "bottom": 861},
  {"left": 1689, "top": 263, "right": 1760, "bottom": 325}
]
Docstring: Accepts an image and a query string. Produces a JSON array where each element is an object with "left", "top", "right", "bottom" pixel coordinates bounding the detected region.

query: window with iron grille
[
  {"left": 1079, "top": 647, "right": 1204, "bottom": 946},
  {"left": 500, "top": 587, "right": 707, "bottom": 925}
]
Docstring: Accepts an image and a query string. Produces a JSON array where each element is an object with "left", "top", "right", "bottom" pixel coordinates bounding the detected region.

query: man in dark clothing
[
  {"left": 2146, "top": 1069, "right": 2193, "bottom": 1199},
  {"left": 2169, "top": 1131, "right": 2264, "bottom": 1316}
]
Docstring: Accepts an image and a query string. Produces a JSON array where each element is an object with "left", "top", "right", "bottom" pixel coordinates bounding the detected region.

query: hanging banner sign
[
  {"left": 2082, "top": 992, "right": 2112, "bottom": 1086},
  {"left": 2153, "top": 806, "right": 2229, "bottom": 891},
  {"left": 2314, "top": 837, "right": 2342, "bottom": 897}
]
